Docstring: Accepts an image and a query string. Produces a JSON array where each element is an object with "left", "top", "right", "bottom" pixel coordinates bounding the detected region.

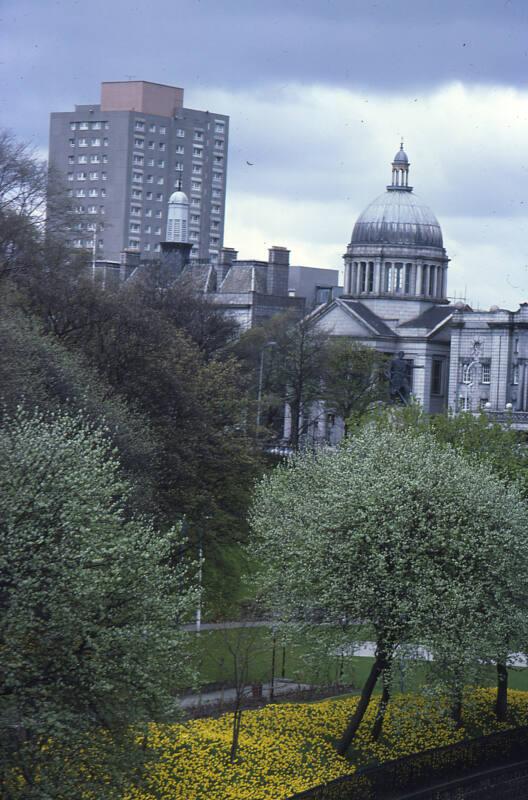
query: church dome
[
  {"left": 344, "top": 145, "right": 449, "bottom": 302},
  {"left": 351, "top": 189, "right": 443, "bottom": 248},
  {"left": 351, "top": 143, "right": 443, "bottom": 249}
]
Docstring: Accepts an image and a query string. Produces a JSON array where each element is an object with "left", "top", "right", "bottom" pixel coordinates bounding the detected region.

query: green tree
[
  {"left": 234, "top": 310, "right": 329, "bottom": 448},
  {"left": 0, "top": 129, "right": 79, "bottom": 284},
  {"left": 0, "top": 409, "right": 195, "bottom": 799},
  {"left": 250, "top": 425, "right": 528, "bottom": 752},
  {"left": 375, "top": 405, "right": 528, "bottom": 720},
  {"left": 15, "top": 256, "right": 261, "bottom": 553},
  {"left": 0, "top": 302, "right": 159, "bottom": 514},
  {"left": 323, "top": 339, "right": 387, "bottom": 435}
]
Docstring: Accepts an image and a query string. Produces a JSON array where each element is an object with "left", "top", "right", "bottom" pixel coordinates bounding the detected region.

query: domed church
[{"left": 312, "top": 144, "right": 454, "bottom": 415}]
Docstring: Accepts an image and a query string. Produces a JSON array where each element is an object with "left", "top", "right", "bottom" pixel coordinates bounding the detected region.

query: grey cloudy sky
[{"left": 2, "top": 0, "right": 528, "bottom": 307}]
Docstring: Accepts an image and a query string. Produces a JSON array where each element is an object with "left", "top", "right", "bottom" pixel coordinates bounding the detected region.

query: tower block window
[{"left": 431, "top": 359, "right": 444, "bottom": 396}]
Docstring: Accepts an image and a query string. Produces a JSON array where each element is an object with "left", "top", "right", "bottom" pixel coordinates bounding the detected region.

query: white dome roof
[
  {"left": 168, "top": 190, "right": 189, "bottom": 204},
  {"left": 351, "top": 189, "right": 443, "bottom": 249}
]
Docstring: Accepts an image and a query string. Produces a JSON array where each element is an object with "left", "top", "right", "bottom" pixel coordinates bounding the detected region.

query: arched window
[{"left": 462, "top": 363, "right": 472, "bottom": 384}]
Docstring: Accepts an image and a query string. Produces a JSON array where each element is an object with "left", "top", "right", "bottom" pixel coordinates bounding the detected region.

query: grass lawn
[{"left": 186, "top": 625, "right": 528, "bottom": 695}]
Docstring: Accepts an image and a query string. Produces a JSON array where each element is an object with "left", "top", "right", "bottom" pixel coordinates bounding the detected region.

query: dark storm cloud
[
  {"left": 1, "top": 0, "right": 528, "bottom": 145},
  {"left": 2, "top": 0, "right": 528, "bottom": 308}
]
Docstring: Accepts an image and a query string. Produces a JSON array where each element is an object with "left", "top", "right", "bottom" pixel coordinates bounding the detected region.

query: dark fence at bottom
[{"left": 287, "top": 725, "right": 528, "bottom": 800}]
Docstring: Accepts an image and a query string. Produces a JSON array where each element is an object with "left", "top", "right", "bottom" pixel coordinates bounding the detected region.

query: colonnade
[{"left": 346, "top": 259, "right": 447, "bottom": 300}]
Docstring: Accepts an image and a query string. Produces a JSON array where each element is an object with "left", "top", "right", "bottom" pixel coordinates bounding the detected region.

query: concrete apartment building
[{"left": 49, "top": 80, "right": 228, "bottom": 263}]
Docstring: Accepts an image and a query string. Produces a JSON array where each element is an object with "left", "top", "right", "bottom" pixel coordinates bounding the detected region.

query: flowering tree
[
  {"left": 374, "top": 405, "right": 528, "bottom": 721},
  {"left": 250, "top": 426, "right": 528, "bottom": 753},
  {"left": 0, "top": 409, "right": 196, "bottom": 799}
]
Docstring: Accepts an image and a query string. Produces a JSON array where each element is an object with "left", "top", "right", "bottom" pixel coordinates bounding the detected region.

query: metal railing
[{"left": 286, "top": 725, "right": 528, "bottom": 800}]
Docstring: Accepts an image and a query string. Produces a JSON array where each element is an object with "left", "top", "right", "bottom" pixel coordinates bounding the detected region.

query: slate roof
[
  {"left": 398, "top": 305, "right": 453, "bottom": 331},
  {"left": 338, "top": 299, "right": 396, "bottom": 338},
  {"left": 179, "top": 263, "right": 217, "bottom": 293},
  {"left": 219, "top": 264, "right": 268, "bottom": 294}
]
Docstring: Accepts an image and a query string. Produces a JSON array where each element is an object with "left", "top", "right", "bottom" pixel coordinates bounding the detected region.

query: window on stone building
[
  {"left": 367, "top": 262, "right": 374, "bottom": 292},
  {"left": 431, "top": 359, "right": 444, "bottom": 395},
  {"left": 405, "top": 263, "right": 412, "bottom": 294},
  {"left": 360, "top": 262, "right": 367, "bottom": 292},
  {"left": 481, "top": 363, "right": 491, "bottom": 384},
  {"left": 513, "top": 364, "right": 520, "bottom": 385},
  {"left": 462, "top": 362, "right": 472, "bottom": 384},
  {"left": 429, "top": 266, "right": 435, "bottom": 296}
]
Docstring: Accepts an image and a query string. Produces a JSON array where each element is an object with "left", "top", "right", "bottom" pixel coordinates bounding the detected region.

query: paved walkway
[
  {"left": 182, "top": 620, "right": 273, "bottom": 632},
  {"left": 179, "top": 678, "right": 311, "bottom": 708},
  {"left": 340, "top": 641, "right": 528, "bottom": 668}
]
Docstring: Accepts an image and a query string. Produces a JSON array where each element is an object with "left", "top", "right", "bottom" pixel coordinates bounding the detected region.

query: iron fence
[{"left": 287, "top": 725, "right": 528, "bottom": 800}]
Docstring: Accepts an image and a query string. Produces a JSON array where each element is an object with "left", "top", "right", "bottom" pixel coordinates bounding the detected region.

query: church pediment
[{"left": 312, "top": 299, "right": 396, "bottom": 339}]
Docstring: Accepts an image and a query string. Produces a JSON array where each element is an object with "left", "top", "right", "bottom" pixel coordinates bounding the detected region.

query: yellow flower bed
[{"left": 128, "top": 689, "right": 528, "bottom": 800}]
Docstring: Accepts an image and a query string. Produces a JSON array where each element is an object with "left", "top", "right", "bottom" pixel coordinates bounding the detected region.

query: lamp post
[{"left": 256, "top": 341, "right": 277, "bottom": 438}]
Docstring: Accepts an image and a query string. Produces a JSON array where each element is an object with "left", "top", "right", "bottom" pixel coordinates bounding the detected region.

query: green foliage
[
  {"left": 250, "top": 425, "right": 528, "bottom": 740},
  {"left": 0, "top": 302, "right": 159, "bottom": 514},
  {"left": 0, "top": 408, "right": 195, "bottom": 799},
  {"left": 323, "top": 339, "right": 388, "bottom": 433},
  {"left": 234, "top": 310, "right": 329, "bottom": 446}
]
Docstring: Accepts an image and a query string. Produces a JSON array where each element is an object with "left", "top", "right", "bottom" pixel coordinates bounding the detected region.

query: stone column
[
  {"left": 412, "top": 263, "right": 418, "bottom": 296},
  {"left": 344, "top": 260, "right": 351, "bottom": 294},
  {"left": 376, "top": 260, "right": 383, "bottom": 293}
]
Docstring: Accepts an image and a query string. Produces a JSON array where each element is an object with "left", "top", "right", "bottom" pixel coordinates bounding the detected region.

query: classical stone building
[
  {"left": 311, "top": 144, "right": 453, "bottom": 420},
  {"left": 448, "top": 304, "right": 528, "bottom": 428},
  {"left": 293, "top": 143, "right": 528, "bottom": 445}
]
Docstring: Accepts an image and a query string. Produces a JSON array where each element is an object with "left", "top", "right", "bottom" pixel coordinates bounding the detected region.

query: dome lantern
[{"left": 389, "top": 140, "right": 412, "bottom": 192}]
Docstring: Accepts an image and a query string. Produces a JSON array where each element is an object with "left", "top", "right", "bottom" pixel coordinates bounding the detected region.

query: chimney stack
[
  {"left": 267, "top": 246, "right": 290, "bottom": 296},
  {"left": 217, "top": 247, "right": 238, "bottom": 284}
]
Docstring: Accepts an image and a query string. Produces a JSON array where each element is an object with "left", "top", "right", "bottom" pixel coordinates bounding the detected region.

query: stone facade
[
  {"left": 448, "top": 304, "right": 528, "bottom": 428},
  {"left": 292, "top": 145, "right": 528, "bottom": 446}
]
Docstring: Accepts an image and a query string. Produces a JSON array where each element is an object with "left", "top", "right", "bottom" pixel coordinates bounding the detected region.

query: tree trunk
[
  {"left": 372, "top": 669, "right": 391, "bottom": 741},
  {"left": 336, "top": 653, "right": 384, "bottom": 755},
  {"left": 451, "top": 691, "right": 463, "bottom": 728},
  {"left": 290, "top": 401, "right": 300, "bottom": 451},
  {"left": 496, "top": 662, "right": 508, "bottom": 722},
  {"left": 230, "top": 706, "right": 243, "bottom": 763}
]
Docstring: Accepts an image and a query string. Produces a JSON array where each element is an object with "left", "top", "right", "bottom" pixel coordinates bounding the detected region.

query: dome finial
[{"left": 389, "top": 141, "right": 412, "bottom": 192}]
